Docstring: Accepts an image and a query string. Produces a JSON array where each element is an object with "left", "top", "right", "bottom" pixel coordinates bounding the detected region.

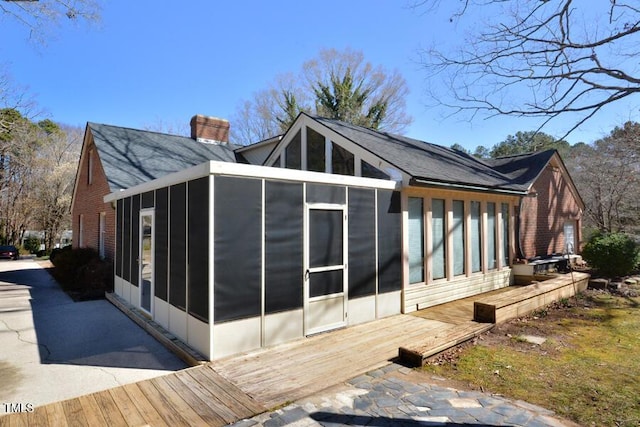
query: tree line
[
  {"left": 0, "top": 109, "right": 81, "bottom": 250},
  {"left": 451, "top": 124, "right": 640, "bottom": 236}
]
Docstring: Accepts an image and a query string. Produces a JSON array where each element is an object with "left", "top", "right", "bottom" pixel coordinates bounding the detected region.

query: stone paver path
[{"left": 231, "top": 364, "right": 572, "bottom": 427}]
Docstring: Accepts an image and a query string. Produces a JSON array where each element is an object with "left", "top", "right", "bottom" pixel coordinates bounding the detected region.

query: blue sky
[{"left": 2, "top": 1, "right": 637, "bottom": 150}]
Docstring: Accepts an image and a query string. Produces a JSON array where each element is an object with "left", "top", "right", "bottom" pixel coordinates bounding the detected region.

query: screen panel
[
  {"left": 188, "top": 177, "right": 209, "bottom": 322},
  {"left": 169, "top": 183, "right": 187, "bottom": 311},
  {"left": 141, "top": 191, "right": 154, "bottom": 209},
  {"left": 213, "top": 176, "right": 262, "bottom": 323},
  {"left": 309, "top": 270, "right": 343, "bottom": 298},
  {"left": 306, "top": 183, "right": 345, "bottom": 204},
  {"left": 122, "top": 197, "right": 131, "bottom": 282},
  {"left": 154, "top": 187, "right": 168, "bottom": 301},
  {"left": 265, "top": 181, "right": 304, "bottom": 314},
  {"left": 377, "top": 190, "right": 402, "bottom": 293},
  {"left": 115, "top": 199, "right": 123, "bottom": 277},
  {"left": 348, "top": 188, "right": 376, "bottom": 298},
  {"left": 309, "top": 209, "right": 343, "bottom": 268},
  {"left": 130, "top": 194, "right": 140, "bottom": 287}
]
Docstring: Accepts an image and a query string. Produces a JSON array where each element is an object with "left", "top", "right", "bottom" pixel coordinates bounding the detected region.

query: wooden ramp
[{"left": 0, "top": 366, "right": 265, "bottom": 427}]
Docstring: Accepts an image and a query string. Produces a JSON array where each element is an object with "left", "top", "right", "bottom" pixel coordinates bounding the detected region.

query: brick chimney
[{"left": 190, "top": 115, "right": 230, "bottom": 144}]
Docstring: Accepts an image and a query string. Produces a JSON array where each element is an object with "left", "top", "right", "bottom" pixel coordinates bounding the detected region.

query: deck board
[
  {"left": 108, "top": 387, "right": 145, "bottom": 427},
  {"left": 92, "top": 390, "right": 127, "bottom": 427},
  {"left": 162, "top": 373, "right": 228, "bottom": 426},
  {"left": 121, "top": 383, "right": 167, "bottom": 427},
  {"left": 44, "top": 402, "right": 68, "bottom": 427},
  {"left": 0, "top": 286, "right": 527, "bottom": 425},
  {"left": 60, "top": 398, "right": 88, "bottom": 427},
  {"left": 136, "top": 379, "right": 192, "bottom": 427},
  {"left": 211, "top": 314, "right": 466, "bottom": 408},
  {"left": 76, "top": 395, "right": 107, "bottom": 427}
]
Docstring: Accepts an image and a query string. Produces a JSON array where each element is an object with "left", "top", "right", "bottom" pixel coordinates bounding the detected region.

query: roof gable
[
  {"left": 260, "top": 114, "right": 583, "bottom": 199},
  {"left": 314, "top": 117, "right": 521, "bottom": 189},
  {"left": 484, "top": 150, "right": 556, "bottom": 188},
  {"left": 87, "top": 123, "right": 237, "bottom": 191}
]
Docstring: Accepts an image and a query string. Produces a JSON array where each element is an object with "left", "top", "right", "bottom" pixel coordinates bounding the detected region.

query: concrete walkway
[{"left": 0, "top": 258, "right": 187, "bottom": 409}]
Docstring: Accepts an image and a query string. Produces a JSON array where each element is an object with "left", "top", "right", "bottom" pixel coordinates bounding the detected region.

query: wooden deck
[
  {"left": 211, "top": 314, "right": 475, "bottom": 408},
  {"left": 5, "top": 278, "right": 585, "bottom": 426},
  {"left": 0, "top": 309, "right": 488, "bottom": 426}
]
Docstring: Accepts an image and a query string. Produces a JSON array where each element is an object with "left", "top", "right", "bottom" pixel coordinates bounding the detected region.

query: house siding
[
  {"left": 519, "top": 165, "right": 582, "bottom": 259},
  {"left": 71, "top": 139, "right": 116, "bottom": 260}
]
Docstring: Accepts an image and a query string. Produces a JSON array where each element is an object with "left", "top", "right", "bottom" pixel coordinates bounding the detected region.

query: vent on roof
[{"left": 190, "top": 115, "right": 230, "bottom": 144}]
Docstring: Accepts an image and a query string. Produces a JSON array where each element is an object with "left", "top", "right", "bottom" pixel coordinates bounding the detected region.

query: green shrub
[
  {"left": 582, "top": 232, "right": 640, "bottom": 277},
  {"left": 23, "top": 236, "right": 41, "bottom": 254},
  {"left": 50, "top": 247, "right": 113, "bottom": 293},
  {"left": 49, "top": 245, "right": 71, "bottom": 263}
]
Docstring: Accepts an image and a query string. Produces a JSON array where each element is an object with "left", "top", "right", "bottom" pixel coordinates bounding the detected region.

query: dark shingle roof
[
  {"left": 313, "top": 116, "right": 541, "bottom": 193},
  {"left": 483, "top": 150, "right": 556, "bottom": 188},
  {"left": 88, "top": 123, "right": 237, "bottom": 191}
]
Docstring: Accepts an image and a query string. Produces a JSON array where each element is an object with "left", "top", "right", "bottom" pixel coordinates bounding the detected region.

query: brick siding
[
  {"left": 71, "top": 136, "right": 116, "bottom": 261},
  {"left": 518, "top": 165, "right": 582, "bottom": 259}
]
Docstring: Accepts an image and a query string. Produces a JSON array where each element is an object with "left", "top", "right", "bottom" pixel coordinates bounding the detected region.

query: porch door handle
[{"left": 305, "top": 269, "right": 310, "bottom": 281}]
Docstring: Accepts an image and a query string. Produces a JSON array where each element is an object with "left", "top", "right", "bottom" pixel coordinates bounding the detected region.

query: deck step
[
  {"left": 473, "top": 272, "right": 590, "bottom": 324},
  {"left": 398, "top": 321, "right": 494, "bottom": 367}
]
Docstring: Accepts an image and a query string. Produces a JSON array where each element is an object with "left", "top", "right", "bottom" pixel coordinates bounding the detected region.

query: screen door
[{"left": 305, "top": 205, "right": 347, "bottom": 335}]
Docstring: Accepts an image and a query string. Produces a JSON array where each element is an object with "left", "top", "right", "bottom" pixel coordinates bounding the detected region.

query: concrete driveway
[{"left": 0, "top": 258, "right": 187, "bottom": 409}]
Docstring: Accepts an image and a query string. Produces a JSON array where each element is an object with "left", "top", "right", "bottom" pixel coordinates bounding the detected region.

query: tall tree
[
  {"left": 490, "top": 131, "right": 571, "bottom": 158},
  {"left": 231, "top": 48, "right": 412, "bottom": 145},
  {"left": 33, "top": 123, "right": 81, "bottom": 250},
  {"left": 416, "top": 0, "right": 640, "bottom": 137},
  {"left": 567, "top": 122, "right": 640, "bottom": 233},
  {"left": 0, "top": 109, "right": 79, "bottom": 248}
]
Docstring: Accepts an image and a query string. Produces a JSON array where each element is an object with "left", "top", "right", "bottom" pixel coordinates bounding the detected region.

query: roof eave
[{"left": 409, "top": 177, "right": 528, "bottom": 196}]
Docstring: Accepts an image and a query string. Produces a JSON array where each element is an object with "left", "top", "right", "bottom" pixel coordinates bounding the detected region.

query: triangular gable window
[
  {"left": 285, "top": 130, "right": 301, "bottom": 170},
  {"left": 271, "top": 120, "right": 393, "bottom": 181}
]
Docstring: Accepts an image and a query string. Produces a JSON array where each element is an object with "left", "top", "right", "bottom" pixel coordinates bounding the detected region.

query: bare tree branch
[
  {"left": 418, "top": 0, "right": 640, "bottom": 137},
  {"left": 1, "top": 0, "right": 101, "bottom": 45}
]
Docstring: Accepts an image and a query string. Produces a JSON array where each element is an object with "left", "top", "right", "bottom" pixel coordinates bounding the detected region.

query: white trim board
[{"left": 105, "top": 160, "right": 399, "bottom": 203}]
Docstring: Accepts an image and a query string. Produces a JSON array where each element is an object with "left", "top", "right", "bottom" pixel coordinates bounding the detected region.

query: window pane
[
  {"left": 487, "top": 202, "right": 496, "bottom": 270},
  {"left": 432, "top": 199, "right": 446, "bottom": 280},
  {"left": 408, "top": 197, "right": 424, "bottom": 284},
  {"left": 332, "top": 142, "right": 354, "bottom": 175},
  {"left": 361, "top": 160, "right": 390, "bottom": 179},
  {"left": 273, "top": 155, "right": 281, "bottom": 167},
  {"left": 502, "top": 203, "right": 509, "bottom": 267},
  {"left": 470, "top": 201, "right": 482, "bottom": 273},
  {"left": 452, "top": 200, "right": 465, "bottom": 276},
  {"left": 564, "top": 221, "right": 575, "bottom": 254},
  {"left": 285, "top": 130, "right": 301, "bottom": 169},
  {"left": 307, "top": 127, "right": 325, "bottom": 172}
]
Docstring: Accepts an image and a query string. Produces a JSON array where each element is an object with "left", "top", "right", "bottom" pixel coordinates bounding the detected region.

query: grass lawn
[{"left": 422, "top": 289, "right": 640, "bottom": 427}]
